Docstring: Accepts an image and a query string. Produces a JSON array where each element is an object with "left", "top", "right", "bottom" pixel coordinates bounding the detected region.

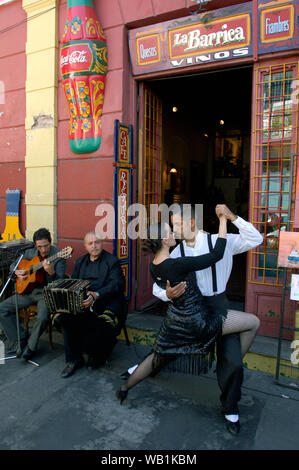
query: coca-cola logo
[
  {"left": 60, "top": 43, "right": 93, "bottom": 77},
  {"left": 61, "top": 50, "right": 88, "bottom": 67}
]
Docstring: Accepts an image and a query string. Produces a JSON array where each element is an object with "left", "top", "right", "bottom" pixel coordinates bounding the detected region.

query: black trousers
[
  {"left": 216, "top": 333, "right": 243, "bottom": 414},
  {"left": 205, "top": 293, "right": 243, "bottom": 415},
  {"left": 57, "top": 312, "right": 117, "bottom": 364}
]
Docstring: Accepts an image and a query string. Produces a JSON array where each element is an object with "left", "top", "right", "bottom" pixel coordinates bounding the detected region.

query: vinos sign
[{"left": 129, "top": 5, "right": 253, "bottom": 75}]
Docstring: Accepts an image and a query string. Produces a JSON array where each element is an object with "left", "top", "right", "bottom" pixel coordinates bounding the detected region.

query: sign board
[
  {"left": 113, "top": 120, "right": 134, "bottom": 300},
  {"left": 294, "top": 156, "right": 299, "bottom": 228},
  {"left": 278, "top": 231, "right": 299, "bottom": 268},
  {"left": 290, "top": 274, "right": 299, "bottom": 300},
  {"left": 128, "top": 1, "right": 299, "bottom": 76},
  {"left": 258, "top": 0, "right": 299, "bottom": 54},
  {"left": 128, "top": 3, "right": 253, "bottom": 75}
]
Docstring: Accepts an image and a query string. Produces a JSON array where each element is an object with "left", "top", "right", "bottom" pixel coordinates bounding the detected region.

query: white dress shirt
[{"left": 153, "top": 216, "right": 263, "bottom": 300}]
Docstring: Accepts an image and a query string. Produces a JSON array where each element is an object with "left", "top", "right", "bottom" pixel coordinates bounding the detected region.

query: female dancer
[{"left": 116, "top": 213, "right": 259, "bottom": 403}]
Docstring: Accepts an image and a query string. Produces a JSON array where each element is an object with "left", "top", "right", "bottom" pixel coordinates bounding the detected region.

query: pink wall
[
  {"left": 57, "top": 1, "right": 127, "bottom": 275},
  {"left": 0, "top": 1, "right": 27, "bottom": 237},
  {"left": 57, "top": 0, "right": 225, "bottom": 268},
  {"left": 57, "top": 0, "right": 205, "bottom": 290},
  {"left": 56, "top": 0, "right": 256, "bottom": 310}
]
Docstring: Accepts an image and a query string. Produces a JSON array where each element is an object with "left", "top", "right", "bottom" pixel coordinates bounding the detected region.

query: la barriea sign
[{"left": 128, "top": 0, "right": 299, "bottom": 76}]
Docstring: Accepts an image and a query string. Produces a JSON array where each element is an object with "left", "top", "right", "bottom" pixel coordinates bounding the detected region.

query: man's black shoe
[
  {"left": 21, "top": 345, "right": 36, "bottom": 362},
  {"left": 61, "top": 358, "right": 85, "bottom": 378},
  {"left": 225, "top": 418, "right": 241, "bottom": 435}
]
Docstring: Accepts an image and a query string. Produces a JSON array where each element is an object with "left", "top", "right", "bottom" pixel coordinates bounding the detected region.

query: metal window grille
[
  {"left": 249, "top": 62, "right": 299, "bottom": 286},
  {"left": 274, "top": 153, "right": 299, "bottom": 389},
  {"left": 143, "top": 88, "right": 163, "bottom": 225}
]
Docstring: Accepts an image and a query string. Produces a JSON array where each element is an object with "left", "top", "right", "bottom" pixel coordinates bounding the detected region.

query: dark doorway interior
[{"left": 147, "top": 65, "right": 252, "bottom": 302}]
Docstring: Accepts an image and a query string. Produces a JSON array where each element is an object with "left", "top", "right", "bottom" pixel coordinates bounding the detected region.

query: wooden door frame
[{"left": 134, "top": 81, "right": 163, "bottom": 310}]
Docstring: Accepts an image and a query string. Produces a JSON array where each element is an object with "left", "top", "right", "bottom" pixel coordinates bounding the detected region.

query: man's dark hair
[
  {"left": 170, "top": 203, "right": 197, "bottom": 220},
  {"left": 33, "top": 228, "right": 52, "bottom": 244}
]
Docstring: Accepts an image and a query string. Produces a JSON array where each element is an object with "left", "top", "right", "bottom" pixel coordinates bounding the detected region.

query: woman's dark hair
[
  {"left": 33, "top": 228, "right": 52, "bottom": 244},
  {"left": 142, "top": 223, "right": 169, "bottom": 255}
]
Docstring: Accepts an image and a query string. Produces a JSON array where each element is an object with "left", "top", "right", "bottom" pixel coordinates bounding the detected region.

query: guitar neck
[{"left": 32, "top": 252, "right": 59, "bottom": 273}]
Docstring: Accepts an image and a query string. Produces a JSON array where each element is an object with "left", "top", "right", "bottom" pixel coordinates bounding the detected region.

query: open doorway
[{"left": 141, "top": 65, "right": 253, "bottom": 306}]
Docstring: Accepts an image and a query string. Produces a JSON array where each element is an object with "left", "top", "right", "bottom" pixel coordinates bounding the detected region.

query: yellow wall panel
[
  {"left": 26, "top": 206, "right": 56, "bottom": 241},
  {"left": 23, "top": 0, "right": 58, "bottom": 243},
  {"left": 26, "top": 49, "right": 58, "bottom": 93},
  {"left": 25, "top": 89, "right": 57, "bottom": 130},
  {"left": 25, "top": 128, "right": 57, "bottom": 167}
]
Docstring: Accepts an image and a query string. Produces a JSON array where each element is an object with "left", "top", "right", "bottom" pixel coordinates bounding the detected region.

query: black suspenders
[
  {"left": 207, "top": 234, "right": 218, "bottom": 295},
  {"left": 180, "top": 236, "right": 218, "bottom": 295},
  {"left": 179, "top": 242, "right": 185, "bottom": 257}
]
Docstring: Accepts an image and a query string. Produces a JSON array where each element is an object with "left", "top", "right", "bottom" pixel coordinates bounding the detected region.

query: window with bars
[
  {"left": 143, "top": 88, "right": 163, "bottom": 225},
  {"left": 250, "top": 62, "right": 299, "bottom": 286}
]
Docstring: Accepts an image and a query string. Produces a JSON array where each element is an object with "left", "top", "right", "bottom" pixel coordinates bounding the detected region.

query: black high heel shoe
[{"left": 116, "top": 388, "right": 128, "bottom": 404}]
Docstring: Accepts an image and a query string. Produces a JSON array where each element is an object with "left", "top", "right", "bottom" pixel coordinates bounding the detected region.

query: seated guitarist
[{"left": 0, "top": 228, "right": 66, "bottom": 362}]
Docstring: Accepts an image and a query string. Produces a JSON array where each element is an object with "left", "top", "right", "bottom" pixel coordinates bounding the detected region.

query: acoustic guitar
[{"left": 16, "top": 246, "right": 73, "bottom": 294}]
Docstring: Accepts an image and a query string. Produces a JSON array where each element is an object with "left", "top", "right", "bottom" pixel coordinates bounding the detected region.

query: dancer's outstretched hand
[{"left": 215, "top": 204, "right": 237, "bottom": 222}]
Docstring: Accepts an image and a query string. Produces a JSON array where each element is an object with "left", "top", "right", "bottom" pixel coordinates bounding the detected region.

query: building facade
[{"left": 0, "top": 0, "right": 298, "bottom": 338}]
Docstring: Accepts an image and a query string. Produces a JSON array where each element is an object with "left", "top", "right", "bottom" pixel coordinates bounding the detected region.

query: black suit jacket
[{"left": 72, "top": 250, "right": 125, "bottom": 317}]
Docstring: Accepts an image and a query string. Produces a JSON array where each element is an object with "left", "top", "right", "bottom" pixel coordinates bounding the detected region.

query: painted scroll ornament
[
  {"left": 60, "top": 0, "right": 107, "bottom": 154},
  {"left": 0, "top": 190, "right": 24, "bottom": 242}
]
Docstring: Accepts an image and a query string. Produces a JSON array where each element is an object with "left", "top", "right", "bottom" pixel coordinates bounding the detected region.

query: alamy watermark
[
  {"left": 94, "top": 202, "right": 203, "bottom": 240},
  {"left": 291, "top": 80, "right": 299, "bottom": 106},
  {"left": 290, "top": 340, "right": 299, "bottom": 365}
]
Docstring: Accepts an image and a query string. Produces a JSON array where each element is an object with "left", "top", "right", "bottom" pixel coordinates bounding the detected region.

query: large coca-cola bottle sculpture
[{"left": 60, "top": 0, "right": 107, "bottom": 154}]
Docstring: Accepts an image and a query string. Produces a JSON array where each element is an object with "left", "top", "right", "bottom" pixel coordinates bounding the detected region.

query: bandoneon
[{"left": 43, "top": 279, "right": 91, "bottom": 315}]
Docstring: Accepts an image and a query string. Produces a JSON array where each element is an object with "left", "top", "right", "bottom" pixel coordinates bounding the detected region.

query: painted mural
[{"left": 60, "top": 0, "right": 108, "bottom": 154}]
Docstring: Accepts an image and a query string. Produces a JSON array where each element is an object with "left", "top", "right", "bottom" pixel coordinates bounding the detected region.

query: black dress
[{"left": 150, "top": 237, "right": 227, "bottom": 375}]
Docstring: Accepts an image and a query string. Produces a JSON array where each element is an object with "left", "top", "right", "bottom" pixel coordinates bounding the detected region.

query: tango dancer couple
[{"left": 117, "top": 204, "right": 263, "bottom": 435}]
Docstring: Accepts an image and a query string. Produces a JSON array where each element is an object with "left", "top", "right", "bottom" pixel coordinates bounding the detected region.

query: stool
[{"left": 19, "top": 305, "right": 54, "bottom": 350}]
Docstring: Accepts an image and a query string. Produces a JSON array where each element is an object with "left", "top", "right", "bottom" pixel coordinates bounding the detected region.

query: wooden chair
[
  {"left": 19, "top": 305, "right": 54, "bottom": 349},
  {"left": 19, "top": 301, "right": 130, "bottom": 351}
]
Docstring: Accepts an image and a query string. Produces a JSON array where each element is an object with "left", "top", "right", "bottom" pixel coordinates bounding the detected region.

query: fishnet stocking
[{"left": 222, "top": 309, "right": 260, "bottom": 357}]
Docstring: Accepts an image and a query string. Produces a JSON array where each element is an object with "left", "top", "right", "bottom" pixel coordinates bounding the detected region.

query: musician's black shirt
[{"left": 73, "top": 256, "right": 104, "bottom": 292}]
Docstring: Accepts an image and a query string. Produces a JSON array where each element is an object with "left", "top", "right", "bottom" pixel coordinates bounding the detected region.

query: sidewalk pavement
[{"left": 0, "top": 328, "right": 299, "bottom": 452}]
